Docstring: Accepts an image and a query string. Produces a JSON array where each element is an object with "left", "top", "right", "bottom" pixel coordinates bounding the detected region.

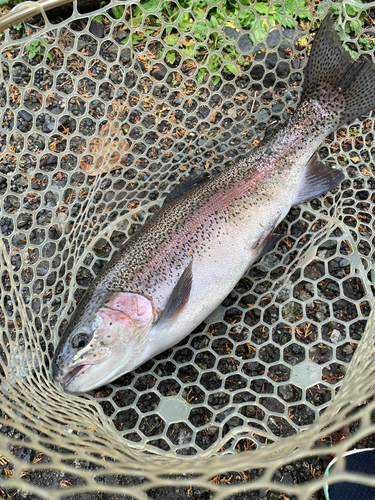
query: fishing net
[{"left": 0, "top": 0, "right": 375, "bottom": 498}]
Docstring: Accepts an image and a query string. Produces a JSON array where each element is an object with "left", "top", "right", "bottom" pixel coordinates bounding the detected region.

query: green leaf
[
  {"left": 207, "top": 7, "right": 224, "bottom": 28},
  {"left": 180, "top": 38, "right": 195, "bottom": 55},
  {"left": 208, "top": 15, "right": 218, "bottom": 28},
  {"left": 296, "top": 0, "right": 307, "bottom": 9},
  {"left": 160, "top": 1, "right": 179, "bottom": 22},
  {"left": 346, "top": 20, "right": 360, "bottom": 36},
  {"left": 238, "top": 9, "right": 255, "bottom": 29},
  {"left": 110, "top": 6, "right": 125, "bottom": 19},
  {"left": 197, "top": 67, "right": 208, "bottom": 83},
  {"left": 178, "top": 0, "right": 192, "bottom": 7},
  {"left": 255, "top": 1, "right": 268, "bottom": 15},
  {"left": 192, "top": 21, "right": 208, "bottom": 40},
  {"left": 140, "top": 0, "right": 160, "bottom": 10},
  {"left": 192, "top": 0, "right": 207, "bottom": 18},
  {"left": 359, "top": 36, "right": 374, "bottom": 50},
  {"left": 166, "top": 51, "right": 176, "bottom": 64},
  {"left": 178, "top": 12, "right": 195, "bottom": 32},
  {"left": 282, "top": 18, "right": 295, "bottom": 28},
  {"left": 223, "top": 63, "right": 238, "bottom": 75},
  {"left": 222, "top": 43, "right": 238, "bottom": 61},
  {"left": 297, "top": 11, "right": 311, "bottom": 21},
  {"left": 269, "top": 4, "right": 284, "bottom": 26},
  {"left": 237, "top": 54, "right": 251, "bottom": 69},
  {"left": 165, "top": 33, "right": 179, "bottom": 45},
  {"left": 253, "top": 18, "right": 268, "bottom": 40},
  {"left": 208, "top": 54, "right": 222, "bottom": 72},
  {"left": 346, "top": 3, "right": 361, "bottom": 17},
  {"left": 129, "top": 6, "right": 144, "bottom": 26},
  {"left": 344, "top": 45, "right": 358, "bottom": 59},
  {"left": 223, "top": 0, "right": 240, "bottom": 18},
  {"left": 284, "top": 0, "right": 297, "bottom": 17}
]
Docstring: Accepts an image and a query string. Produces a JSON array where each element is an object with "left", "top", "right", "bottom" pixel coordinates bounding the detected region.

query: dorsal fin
[{"left": 163, "top": 169, "right": 209, "bottom": 205}]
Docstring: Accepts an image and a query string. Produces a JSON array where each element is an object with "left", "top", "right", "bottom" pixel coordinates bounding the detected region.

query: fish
[{"left": 52, "top": 13, "right": 375, "bottom": 393}]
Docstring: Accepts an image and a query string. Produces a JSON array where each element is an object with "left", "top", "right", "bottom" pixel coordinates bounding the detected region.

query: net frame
[{"left": 0, "top": 0, "right": 374, "bottom": 498}]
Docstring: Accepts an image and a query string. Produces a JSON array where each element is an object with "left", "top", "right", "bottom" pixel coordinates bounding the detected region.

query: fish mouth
[{"left": 59, "top": 363, "right": 93, "bottom": 389}]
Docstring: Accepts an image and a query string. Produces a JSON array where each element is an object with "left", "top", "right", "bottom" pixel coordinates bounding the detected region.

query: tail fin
[{"left": 301, "top": 13, "right": 375, "bottom": 125}]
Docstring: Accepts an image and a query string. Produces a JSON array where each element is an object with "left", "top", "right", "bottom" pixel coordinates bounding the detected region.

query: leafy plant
[
  {"left": 113, "top": 0, "right": 371, "bottom": 81},
  {"left": 178, "top": 12, "right": 195, "bottom": 32},
  {"left": 208, "top": 53, "right": 222, "bottom": 73},
  {"left": 110, "top": 6, "right": 125, "bottom": 19},
  {"left": 165, "top": 49, "right": 180, "bottom": 64},
  {"left": 332, "top": 0, "right": 367, "bottom": 37},
  {"left": 192, "top": 0, "right": 208, "bottom": 18},
  {"left": 223, "top": 63, "right": 238, "bottom": 76},
  {"left": 140, "top": 0, "right": 160, "bottom": 10},
  {"left": 223, "top": 0, "right": 240, "bottom": 18},
  {"left": 93, "top": 15, "right": 103, "bottom": 24},
  {"left": 359, "top": 35, "right": 375, "bottom": 51},
  {"left": 222, "top": 44, "right": 238, "bottom": 62},
  {"left": 238, "top": 9, "right": 255, "bottom": 29},
  {"left": 192, "top": 21, "right": 208, "bottom": 40},
  {"left": 197, "top": 67, "right": 208, "bottom": 83},
  {"left": 25, "top": 39, "right": 51, "bottom": 61},
  {"left": 180, "top": 37, "right": 195, "bottom": 56},
  {"left": 207, "top": 7, "right": 225, "bottom": 29},
  {"left": 160, "top": 1, "right": 180, "bottom": 22}
]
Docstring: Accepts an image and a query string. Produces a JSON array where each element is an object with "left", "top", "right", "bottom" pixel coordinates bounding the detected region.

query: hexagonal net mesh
[{"left": 0, "top": 0, "right": 375, "bottom": 498}]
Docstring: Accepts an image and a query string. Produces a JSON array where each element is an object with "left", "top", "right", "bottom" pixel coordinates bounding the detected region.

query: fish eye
[{"left": 72, "top": 333, "right": 88, "bottom": 349}]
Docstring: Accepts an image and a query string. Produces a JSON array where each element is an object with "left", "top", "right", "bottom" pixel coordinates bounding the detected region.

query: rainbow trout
[{"left": 52, "top": 14, "right": 375, "bottom": 392}]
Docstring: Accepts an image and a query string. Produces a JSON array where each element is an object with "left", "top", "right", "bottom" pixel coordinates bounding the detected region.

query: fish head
[{"left": 52, "top": 291, "right": 154, "bottom": 393}]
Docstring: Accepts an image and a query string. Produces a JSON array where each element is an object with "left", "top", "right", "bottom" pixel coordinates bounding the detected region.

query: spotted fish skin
[
  {"left": 52, "top": 13, "right": 375, "bottom": 393},
  {"left": 75, "top": 98, "right": 336, "bottom": 307}
]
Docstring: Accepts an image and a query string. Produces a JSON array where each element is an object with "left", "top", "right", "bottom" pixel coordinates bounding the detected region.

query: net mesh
[{"left": 0, "top": 0, "right": 375, "bottom": 498}]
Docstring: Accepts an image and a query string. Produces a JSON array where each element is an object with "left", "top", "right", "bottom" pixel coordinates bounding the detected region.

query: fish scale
[{"left": 52, "top": 13, "right": 375, "bottom": 393}]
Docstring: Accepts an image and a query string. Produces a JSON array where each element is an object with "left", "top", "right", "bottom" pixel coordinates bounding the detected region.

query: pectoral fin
[
  {"left": 253, "top": 231, "right": 284, "bottom": 260},
  {"left": 293, "top": 154, "right": 345, "bottom": 205},
  {"left": 157, "top": 261, "right": 193, "bottom": 326}
]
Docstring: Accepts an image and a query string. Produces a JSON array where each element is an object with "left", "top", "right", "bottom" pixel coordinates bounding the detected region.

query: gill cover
[{"left": 95, "top": 292, "right": 154, "bottom": 340}]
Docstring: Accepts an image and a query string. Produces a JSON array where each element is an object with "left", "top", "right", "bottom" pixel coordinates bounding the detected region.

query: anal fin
[
  {"left": 293, "top": 155, "right": 345, "bottom": 205},
  {"left": 157, "top": 261, "right": 193, "bottom": 326}
]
